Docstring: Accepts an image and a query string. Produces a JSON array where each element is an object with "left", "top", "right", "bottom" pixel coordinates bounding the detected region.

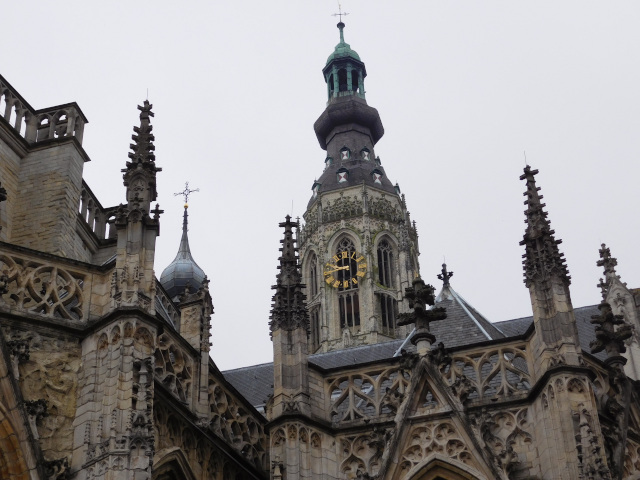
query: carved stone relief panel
[
  {"left": 0, "top": 253, "right": 86, "bottom": 321},
  {"left": 2, "top": 327, "right": 80, "bottom": 463}
]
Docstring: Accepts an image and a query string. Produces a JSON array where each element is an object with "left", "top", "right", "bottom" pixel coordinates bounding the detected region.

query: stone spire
[
  {"left": 519, "top": 166, "right": 581, "bottom": 368},
  {"left": 520, "top": 166, "right": 570, "bottom": 290},
  {"left": 270, "top": 216, "right": 311, "bottom": 420},
  {"left": 122, "top": 100, "right": 161, "bottom": 209},
  {"left": 269, "top": 215, "right": 309, "bottom": 335},
  {"left": 112, "top": 101, "right": 163, "bottom": 312}
]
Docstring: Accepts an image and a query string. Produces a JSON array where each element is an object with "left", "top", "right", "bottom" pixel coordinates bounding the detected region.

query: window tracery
[
  {"left": 335, "top": 238, "right": 361, "bottom": 329},
  {"left": 377, "top": 239, "right": 393, "bottom": 288}
]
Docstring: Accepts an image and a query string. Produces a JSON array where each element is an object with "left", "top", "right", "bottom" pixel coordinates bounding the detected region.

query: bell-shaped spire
[
  {"left": 519, "top": 166, "right": 570, "bottom": 288},
  {"left": 269, "top": 216, "right": 309, "bottom": 336},
  {"left": 160, "top": 203, "right": 206, "bottom": 299}
]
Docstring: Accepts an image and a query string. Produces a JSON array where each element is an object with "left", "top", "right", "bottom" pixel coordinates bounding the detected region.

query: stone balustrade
[
  {"left": 79, "top": 181, "right": 117, "bottom": 240},
  {"left": 0, "top": 74, "right": 87, "bottom": 145}
]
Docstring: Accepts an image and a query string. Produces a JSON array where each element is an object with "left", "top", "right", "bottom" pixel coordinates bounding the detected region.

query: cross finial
[
  {"left": 174, "top": 182, "right": 199, "bottom": 207},
  {"left": 332, "top": 3, "right": 349, "bottom": 23},
  {"left": 438, "top": 263, "right": 454, "bottom": 287}
]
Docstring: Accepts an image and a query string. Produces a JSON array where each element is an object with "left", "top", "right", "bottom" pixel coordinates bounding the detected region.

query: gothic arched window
[
  {"left": 309, "top": 253, "right": 318, "bottom": 297},
  {"left": 377, "top": 239, "right": 393, "bottom": 287},
  {"left": 310, "top": 306, "right": 321, "bottom": 351},
  {"left": 379, "top": 294, "right": 397, "bottom": 335},
  {"left": 335, "top": 237, "right": 361, "bottom": 329}
]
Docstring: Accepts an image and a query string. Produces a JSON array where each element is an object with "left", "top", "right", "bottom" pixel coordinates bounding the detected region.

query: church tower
[{"left": 298, "top": 21, "right": 420, "bottom": 353}]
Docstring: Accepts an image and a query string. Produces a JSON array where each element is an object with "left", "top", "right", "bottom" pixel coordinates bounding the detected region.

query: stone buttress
[
  {"left": 72, "top": 102, "right": 162, "bottom": 480},
  {"left": 269, "top": 216, "right": 313, "bottom": 478},
  {"left": 520, "top": 166, "right": 611, "bottom": 478}
]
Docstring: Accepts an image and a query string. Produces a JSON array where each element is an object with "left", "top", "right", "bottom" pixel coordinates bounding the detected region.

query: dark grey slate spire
[{"left": 160, "top": 205, "right": 205, "bottom": 299}]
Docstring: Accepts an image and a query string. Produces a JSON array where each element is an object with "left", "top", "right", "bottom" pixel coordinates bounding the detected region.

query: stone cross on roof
[{"left": 437, "top": 263, "right": 453, "bottom": 288}]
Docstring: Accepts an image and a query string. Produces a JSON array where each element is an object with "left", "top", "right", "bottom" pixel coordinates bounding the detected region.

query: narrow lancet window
[{"left": 377, "top": 239, "right": 393, "bottom": 287}]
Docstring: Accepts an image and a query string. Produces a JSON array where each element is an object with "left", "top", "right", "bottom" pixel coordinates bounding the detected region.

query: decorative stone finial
[
  {"left": 519, "top": 166, "right": 570, "bottom": 287},
  {"left": 437, "top": 263, "right": 453, "bottom": 288},
  {"left": 397, "top": 277, "right": 447, "bottom": 354},
  {"left": 269, "top": 216, "right": 309, "bottom": 336},
  {"left": 127, "top": 100, "right": 157, "bottom": 166},
  {"left": 590, "top": 301, "right": 633, "bottom": 366}
]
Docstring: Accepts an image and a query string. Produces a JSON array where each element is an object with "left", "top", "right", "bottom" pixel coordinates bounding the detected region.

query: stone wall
[{"left": 10, "top": 141, "right": 88, "bottom": 261}]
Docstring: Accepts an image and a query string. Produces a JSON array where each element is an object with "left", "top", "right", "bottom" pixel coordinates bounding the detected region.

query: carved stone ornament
[
  {"left": 44, "top": 457, "right": 70, "bottom": 480},
  {"left": 7, "top": 339, "right": 30, "bottom": 364},
  {"left": 450, "top": 374, "right": 475, "bottom": 405},
  {"left": 428, "top": 342, "right": 452, "bottom": 370},
  {"left": 590, "top": 301, "right": 634, "bottom": 360}
]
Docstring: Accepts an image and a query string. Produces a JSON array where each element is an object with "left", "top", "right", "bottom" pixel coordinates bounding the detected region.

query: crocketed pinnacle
[
  {"left": 269, "top": 216, "right": 309, "bottom": 336},
  {"left": 519, "top": 166, "right": 570, "bottom": 287},
  {"left": 597, "top": 243, "right": 624, "bottom": 300},
  {"left": 126, "top": 100, "right": 158, "bottom": 168},
  {"left": 598, "top": 243, "right": 619, "bottom": 281}
]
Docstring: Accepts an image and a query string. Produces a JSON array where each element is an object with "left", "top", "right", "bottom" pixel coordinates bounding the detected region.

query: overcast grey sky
[{"left": 3, "top": 2, "right": 639, "bottom": 371}]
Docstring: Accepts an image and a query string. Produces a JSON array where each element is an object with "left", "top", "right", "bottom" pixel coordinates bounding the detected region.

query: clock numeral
[
  {"left": 333, "top": 280, "right": 340, "bottom": 288},
  {"left": 352, "top": 278, "right": 358, "bottom": 285},
  {"left": 356, "top": 256, "right": 365, "bottom": 263},
  {"left": 325, "top": 277, "right": 333, "bottom": 285},
  {"left": 356, "top": 271, "right": 365, "bottom": 278}
]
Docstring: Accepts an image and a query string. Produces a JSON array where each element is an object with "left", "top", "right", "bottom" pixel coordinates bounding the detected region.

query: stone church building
[{"left": 1, "top": 21, "right": 639, "bottom": 480}]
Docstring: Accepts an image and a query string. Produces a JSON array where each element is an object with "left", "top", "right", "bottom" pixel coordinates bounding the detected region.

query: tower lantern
[{"left": 323, "top": 21, "right": 367, "bottom": 102}]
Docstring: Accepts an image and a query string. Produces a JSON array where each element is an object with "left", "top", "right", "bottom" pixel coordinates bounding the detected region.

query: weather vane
[
  {"left": 174, "top": 182, "right": 199, "bottom": 205},
  {"left": 332, "top": 2, "right": 349, "bottom": 22}
]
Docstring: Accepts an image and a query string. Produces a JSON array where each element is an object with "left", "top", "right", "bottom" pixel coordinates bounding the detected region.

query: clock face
[{"left": 323, "top": 250, "right": 367, "bottom": 289}]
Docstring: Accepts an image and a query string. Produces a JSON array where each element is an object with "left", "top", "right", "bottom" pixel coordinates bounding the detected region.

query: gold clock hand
[{"left": 324, "top": 265, "right": 350, "bottom": 274}]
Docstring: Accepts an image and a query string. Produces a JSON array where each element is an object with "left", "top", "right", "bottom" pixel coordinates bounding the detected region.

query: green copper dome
[{"left": 326, "top": 22, "right": 361, "bottom": 65}]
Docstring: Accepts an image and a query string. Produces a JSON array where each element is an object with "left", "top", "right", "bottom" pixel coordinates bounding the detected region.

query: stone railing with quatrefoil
[
  {"left": 442, "top": 342, "right": 533, "bottom": 404},
  {"left": 326, "top": 365, "right": 412, "bottom": 424}
]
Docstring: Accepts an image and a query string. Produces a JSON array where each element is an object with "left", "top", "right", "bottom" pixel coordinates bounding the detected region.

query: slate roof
[
  {"left": 307, "top": 159, "right": 397, "bottom": 209},
  {"left": 223, "top": 283, "right": 510, "bottom": 409},
  {"left": 494, "top": 304, "right": 605, "bottom": 361},
  {"left": 433, "top": 285, "right": 505, "bottom": 344}
]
